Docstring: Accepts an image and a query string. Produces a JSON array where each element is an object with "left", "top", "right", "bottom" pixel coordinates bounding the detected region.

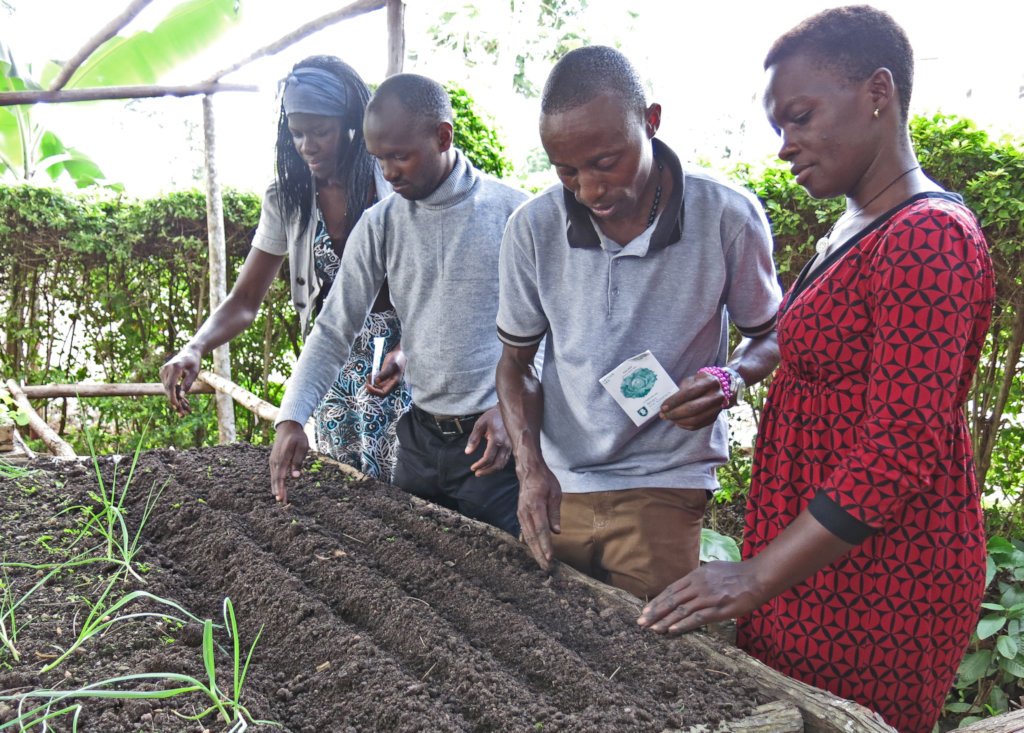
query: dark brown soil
[{"left": 0, "top": 444, "right": 766, "bottom": 731}]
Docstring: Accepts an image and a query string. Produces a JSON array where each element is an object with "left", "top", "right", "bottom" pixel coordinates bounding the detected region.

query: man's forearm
[{"left": 496, "top": 344, "right": 545, "bottom": 466}]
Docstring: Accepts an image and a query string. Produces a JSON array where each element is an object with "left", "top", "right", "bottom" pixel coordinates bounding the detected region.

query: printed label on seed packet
[{"left": 599, "top": 350, "right": 679, "bottom": 427}]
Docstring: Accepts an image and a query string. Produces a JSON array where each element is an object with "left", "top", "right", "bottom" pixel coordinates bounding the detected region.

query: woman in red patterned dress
[{"left": 638, "top": 7, "right": 994, "bottom": 731}]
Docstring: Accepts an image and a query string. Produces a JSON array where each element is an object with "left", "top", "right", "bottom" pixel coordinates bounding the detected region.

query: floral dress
[
  {"left": 309, "top": 211, "right": 411, "bottom": 481},
  {"left": 738, "top": 193, "right": 994, "bottom": 733}
]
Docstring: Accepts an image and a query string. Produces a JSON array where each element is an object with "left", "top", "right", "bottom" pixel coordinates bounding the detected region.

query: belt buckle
[
  {"left": 438, "top": 416, "right": 464, "bottom": 436},
  {"left": 436, "top": 414, "right": 476, "bottom": 437}
]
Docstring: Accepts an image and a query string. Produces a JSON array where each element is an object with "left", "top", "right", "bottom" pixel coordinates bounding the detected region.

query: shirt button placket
[{"left": 608, "top": 256, "right": 621, "bottom": 316}]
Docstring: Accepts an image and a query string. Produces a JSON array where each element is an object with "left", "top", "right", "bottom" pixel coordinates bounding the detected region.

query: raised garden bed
[{"left": 1, "top": 444, "right": 893, "bottom": 731}]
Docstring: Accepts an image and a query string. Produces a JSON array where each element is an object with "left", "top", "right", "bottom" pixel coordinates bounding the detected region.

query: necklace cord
[
  {"left": 646, "top": 161, "right": 664, "bottom": 228},
  {"left": 815, "top": 164, "right": 920, "bottom": 255}
]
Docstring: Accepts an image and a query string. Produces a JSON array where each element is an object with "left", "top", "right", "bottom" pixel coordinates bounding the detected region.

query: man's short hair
[
  {"left": 764, "top": 5, "right": 914, "bottom": 123},
  {"left": 541, "top": 45, "right": 647, "bottom": 117},
  {"left": 368, "top": 73, "right": 453, "bottom": 131}
]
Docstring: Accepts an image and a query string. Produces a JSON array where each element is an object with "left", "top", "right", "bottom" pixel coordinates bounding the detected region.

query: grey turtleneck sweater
[{"left": 277, "top": 150, "right": 528, "bottom": 424}]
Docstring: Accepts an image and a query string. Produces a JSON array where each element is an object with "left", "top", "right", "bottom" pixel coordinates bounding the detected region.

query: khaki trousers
[{"left": 551, "top": 487, "right": 708, "bottom": 601}]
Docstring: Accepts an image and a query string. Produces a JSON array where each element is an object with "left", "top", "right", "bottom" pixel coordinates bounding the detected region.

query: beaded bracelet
[{"left": 697, "top": 366, "right": 731, "bottom": 408}]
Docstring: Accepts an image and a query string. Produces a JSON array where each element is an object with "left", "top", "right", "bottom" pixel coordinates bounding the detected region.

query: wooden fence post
[
  {"left": 386, "top": 0, "right": 405, "bottom": 77},
  {"left": 202, "top": 93, "right": 236, "bottom": 444}
]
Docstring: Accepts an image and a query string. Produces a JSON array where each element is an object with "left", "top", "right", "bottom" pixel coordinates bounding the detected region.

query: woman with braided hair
[{"left": 161, "top": 55, "right": 410, "bottom": 481}]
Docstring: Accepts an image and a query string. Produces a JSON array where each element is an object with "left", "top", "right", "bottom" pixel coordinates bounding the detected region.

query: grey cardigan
[{"left": 250, "top": 168, "right": 390, "bottom": 338}]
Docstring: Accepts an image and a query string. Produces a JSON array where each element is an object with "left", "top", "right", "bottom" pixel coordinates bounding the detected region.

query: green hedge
[{"left": 0, "top": 184, "right": 289, "bottom": 453}]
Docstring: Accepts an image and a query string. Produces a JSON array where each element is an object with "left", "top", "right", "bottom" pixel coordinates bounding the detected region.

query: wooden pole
[
  {"left": 201, "top": 94, "right": 235, "bottom": 445},
  {"left": 4, "top": 380, "right": 76, "bottom": 458},
  {"left": 959, "top": 707, "right": 1024, "bottom": 732},
  {"left": 385, "top": 0, "right": 406, "bottom": 77},
  {"left": 196, "top": 370, "right": 278, "bottom": 423},
  {"left": 0, "top": 82, "right": 255, "bottom": 107},
  {"left": 20, "top": 383, "right": 214, "bottom": 398},
  {"left": 197, "top": 370, "right": 317, "bottom": 446},
  {"left": 48, "top": 0, "right": 156, "bottom": 91}
]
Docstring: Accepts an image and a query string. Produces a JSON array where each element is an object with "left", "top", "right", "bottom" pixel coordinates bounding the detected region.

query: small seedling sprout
[
  {"left": 1, "top": 598, "right": 277, "bottom": 731},
  {"left": 39, "top": 575, "right": 207, "bottom": 674},
  {"left": 0, "top": 561, "right": 59, "bottom": 663}
]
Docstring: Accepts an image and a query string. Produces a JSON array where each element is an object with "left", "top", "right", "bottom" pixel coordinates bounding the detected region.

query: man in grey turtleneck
[{"left": 271, "top": 73, "right": 528, "bottom": 534}]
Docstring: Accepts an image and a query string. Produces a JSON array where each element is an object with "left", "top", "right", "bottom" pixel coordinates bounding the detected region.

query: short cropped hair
[
  {"left": 541, "top": 45, "right": 647, "bottom": 117},
  {"left": 368, "top": 73, "right": 452, "bottom": 132},
  {"left": 764, "top": 5, "right": 914, "bottom": 123}
]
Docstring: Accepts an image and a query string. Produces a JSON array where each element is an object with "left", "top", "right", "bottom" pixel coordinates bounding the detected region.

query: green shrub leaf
[{"left": 977, "top": 615, "right": 1008, "bottom": 640}]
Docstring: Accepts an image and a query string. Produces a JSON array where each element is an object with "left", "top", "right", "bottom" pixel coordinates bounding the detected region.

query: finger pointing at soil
[{"left": 270, "top": 420, "right": 309, "bottom": 504}]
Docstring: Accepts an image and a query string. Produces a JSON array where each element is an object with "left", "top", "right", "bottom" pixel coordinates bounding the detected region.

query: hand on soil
[
  {"left": 637, "top": 560, "right": 757, "bottom": 635},
  {"left": 270, "top": 420, "right": 309, "bottom": 504},
  {"left": 660, "top": 371, "right": 724, "bottom": 431},
  {"left": 466, "top": 406, "right": 512, "bottom": 476},
  {"left": 516, "top": 461, "right": 563, "bottom": 570}
]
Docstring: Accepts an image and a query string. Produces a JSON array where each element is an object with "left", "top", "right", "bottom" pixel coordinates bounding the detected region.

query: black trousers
[{"left": 392, "top": 406, "right": 520, "bottom": 535}]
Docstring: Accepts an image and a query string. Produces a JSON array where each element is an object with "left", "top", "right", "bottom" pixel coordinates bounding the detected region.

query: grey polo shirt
[{"left": 496, "top": 139, "right": 781, "bottom": 493}]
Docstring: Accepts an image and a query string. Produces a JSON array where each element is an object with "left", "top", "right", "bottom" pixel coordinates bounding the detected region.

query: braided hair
[{"left": 274, "top": 55, "right": 375, "bottom": 238}]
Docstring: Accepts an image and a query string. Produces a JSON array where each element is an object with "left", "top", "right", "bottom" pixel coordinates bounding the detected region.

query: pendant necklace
[
  {"left": 815, "top": 165, "right": 920, "bottom": 256},
  {"left": 646, "top": 161, "right": 664, "bottom": 228}
]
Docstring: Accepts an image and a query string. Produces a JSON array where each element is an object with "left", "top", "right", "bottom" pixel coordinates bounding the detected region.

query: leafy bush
[
  {"left": 948, "top": 537, "right": 1024, "bottom": 723},
  {"left": 0, "top": 184, "right": 284, "bottom": 453},
  {"left": 447, "top": 83, "right": 513, "bottom": 178}
]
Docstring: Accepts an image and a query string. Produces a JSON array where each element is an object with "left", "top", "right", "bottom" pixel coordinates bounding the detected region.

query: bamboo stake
[
  {"left": 0, "top": 82, "right": 255, "bottom": 107},
  {"left": 203, "top": 0, "right": 386, "bottom": 83},
  {"left": 4, "top": 380, "right": 76, "bottom": 458},
  {"left": 48, "top": 0, "right": 156, "bottom": 91},
  {"left": 20, "top": 383, "right": 214, "bottom": 398}
]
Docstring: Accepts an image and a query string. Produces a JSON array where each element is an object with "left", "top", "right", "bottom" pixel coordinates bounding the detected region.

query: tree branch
[
  {"left": 203, "top": 0, "right": 386, "bottom": 83},
  {"left": 0, "top": 82, "right": 256, "bottom": 106},
  {"left": 5, "top": 380, "right": 77, "bottom": 458},
  {"left": 48, "top": 0, "right": 156, "bottom": 92}
]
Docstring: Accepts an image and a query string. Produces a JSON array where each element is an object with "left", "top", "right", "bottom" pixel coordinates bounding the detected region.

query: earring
[{"left": 873, "top": 108, "right": 879, "bottom": 118}]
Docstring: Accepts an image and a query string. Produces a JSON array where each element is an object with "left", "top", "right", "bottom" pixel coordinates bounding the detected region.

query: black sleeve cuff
[
  {"left": 497, "top": 325, "right": 546, "bottom": 348},
  {"left": 736, "top": 314, "right": 778, "bottom": 339},
  {"left": 807, "top": 492, "right": 876, "bottom": 545}
]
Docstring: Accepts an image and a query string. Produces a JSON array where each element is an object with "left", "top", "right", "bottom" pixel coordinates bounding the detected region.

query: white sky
[{"left": 6, "top": 0, "right": 1023, "bottom": 195}]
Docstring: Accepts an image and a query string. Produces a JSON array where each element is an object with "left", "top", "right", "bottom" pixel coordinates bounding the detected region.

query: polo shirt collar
[{"left": 563, "top": 137, "right": 685, "bottom": 252}]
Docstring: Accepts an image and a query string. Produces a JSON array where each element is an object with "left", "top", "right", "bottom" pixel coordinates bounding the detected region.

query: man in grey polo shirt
[
  {"left": 496, "top": 46, "right": 782, "bottom": 598},
  {"left": 272, "top": 73, "right": 528, "bottom": 534}
]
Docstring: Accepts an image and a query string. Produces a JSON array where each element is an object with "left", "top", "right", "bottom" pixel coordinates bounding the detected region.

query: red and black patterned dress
[{"left": 738, "top": 193, "right": 994, "bottom": 733}]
